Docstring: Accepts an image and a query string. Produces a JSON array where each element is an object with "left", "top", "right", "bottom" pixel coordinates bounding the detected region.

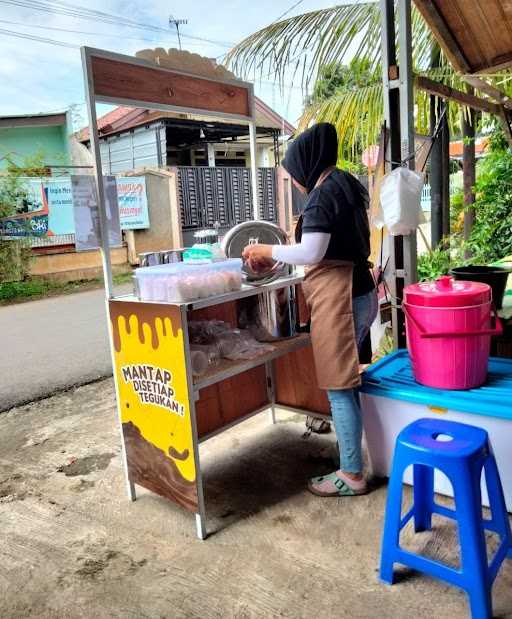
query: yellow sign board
[{"left": 109, "top": 300, "right": 198, "bottom": 512}]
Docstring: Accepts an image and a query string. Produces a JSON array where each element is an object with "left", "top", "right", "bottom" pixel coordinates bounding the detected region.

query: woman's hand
[{"left": 242, "top": 243, "right": 274, "bottom": 273}]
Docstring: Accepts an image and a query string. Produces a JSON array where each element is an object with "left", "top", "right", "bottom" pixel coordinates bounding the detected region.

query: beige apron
[{"left": 302, "top": 260, "right": 360, "bottom": 390}]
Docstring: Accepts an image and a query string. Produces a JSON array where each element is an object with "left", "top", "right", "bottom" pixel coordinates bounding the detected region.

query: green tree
[
  {"left": 0, "top": 152, "right": 47, "bottom": 282},
  {"left": 305, "top": 58, "right": 377, "bottom": 172},
  {"left": 306, "top": 58, "right": 375, "bottom": 105}
]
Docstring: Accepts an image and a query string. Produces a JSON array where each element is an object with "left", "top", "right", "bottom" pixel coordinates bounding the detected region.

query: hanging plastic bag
[{"left": 374, "top": 167, "right": 425, "bottom": 236}]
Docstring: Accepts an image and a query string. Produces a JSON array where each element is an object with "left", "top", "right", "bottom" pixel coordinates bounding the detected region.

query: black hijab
[{"left": 282, "top": 123, "right": 338, "bottom": 193}]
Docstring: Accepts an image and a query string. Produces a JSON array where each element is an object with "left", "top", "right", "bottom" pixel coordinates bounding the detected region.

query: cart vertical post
[
  {"left": 81, "top": 47, "right": 135, "bottom": 501},
  {"left": 181, "top": 306, "right": 208, "bottom": 540},
  {"left": 81, "top": 47, "right": 114, "bottom": 299}
]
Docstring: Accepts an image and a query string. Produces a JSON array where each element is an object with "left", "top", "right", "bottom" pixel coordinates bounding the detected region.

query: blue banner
[{"left": 1, "top": 176, "right": 150, "bottom": 238}]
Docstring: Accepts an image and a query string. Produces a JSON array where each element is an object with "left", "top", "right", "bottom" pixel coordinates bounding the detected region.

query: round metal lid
[
  {"left": 221, "top": 221, "right": 289, "bottom": 284},
  {"left": 404, "top": 276, "right": 491, "bottom": 307}
]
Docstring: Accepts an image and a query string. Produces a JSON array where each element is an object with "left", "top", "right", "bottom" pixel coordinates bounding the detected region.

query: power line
[
  {"left": 0, "top": 22, "right": 306, "bottom": 95},
  {"left": 0, "top": 26, "right": 78, "bottom": 47},
  {"left": 0, "top": 0, "right": 235, "bottom": 47},
  {"left": 0, "top": 18, "right": 221, "bottom": 48},
  {"left": 272, "top": 0, "right": 305, "bottom": 24}
]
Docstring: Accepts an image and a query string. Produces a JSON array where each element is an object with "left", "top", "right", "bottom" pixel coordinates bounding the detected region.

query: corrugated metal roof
[
  {"left": 449, "top": 137, "right": 488, "bottom": 158},
  {"left": 0, "top": 111, "right": 68, "bottom": 129},
  {"left": 78, "top": 97, "right": 295, "bottom": 142}
]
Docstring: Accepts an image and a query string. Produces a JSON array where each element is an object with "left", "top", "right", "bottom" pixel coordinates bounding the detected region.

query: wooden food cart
[
  {"left": 81, "top": 47, "right": 328, "bottom": 539},
  {"left": 110, "top": 278, "right": 329, "bottom": 539}
]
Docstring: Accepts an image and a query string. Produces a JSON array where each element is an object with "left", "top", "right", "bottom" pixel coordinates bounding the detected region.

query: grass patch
[
  {"left": 112, "top": 271, "right": 134, "bottom": 285},
  {"left": 0, "top": 271, "right": 133, "bottom": 304}
]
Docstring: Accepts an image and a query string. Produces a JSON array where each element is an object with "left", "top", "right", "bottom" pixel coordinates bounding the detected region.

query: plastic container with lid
[
  {"left": 360, "top": 350, "right": 512, "bottom": 510},
  {"left": 134, "top": 258, "right": 242, "bottom": 303},
  {"left": 403, "top": 275, "right": 502, "bottom": 389}
]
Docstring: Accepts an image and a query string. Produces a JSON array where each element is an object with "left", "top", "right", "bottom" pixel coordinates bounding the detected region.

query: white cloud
[{"left": 0, "top": 0, "right": 335, "bottom": 123}]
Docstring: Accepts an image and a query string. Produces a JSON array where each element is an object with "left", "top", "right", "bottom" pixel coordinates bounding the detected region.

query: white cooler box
[{"left": 360, "top": 350, "right": 512, "bottom": 511}]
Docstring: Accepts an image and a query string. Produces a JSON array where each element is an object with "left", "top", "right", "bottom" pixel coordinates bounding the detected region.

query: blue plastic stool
[{"left": 380, "top": 418, "right": 512, "bottom": 619}]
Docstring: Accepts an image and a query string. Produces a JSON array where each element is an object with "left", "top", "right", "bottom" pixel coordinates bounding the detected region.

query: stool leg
[
  {"left": 484, "top": 456, "right": 512, "bottom": 537},
  {"left": 483, "top": 455, "right": 512, "bottom": 558},
  {"left": 380, "top": 460, "right": 406, "bottom": 585},
  {"left": 454, "top": 466, "right": 492, "bottom": 619},
  {"left": 413, "top": 464, "right": 434, "bottom": 533}
]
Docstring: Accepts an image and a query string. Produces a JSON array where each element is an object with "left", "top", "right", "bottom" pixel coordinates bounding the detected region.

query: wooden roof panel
[{"left": 414, "top": 0, "right": 512, "bottom": 73}]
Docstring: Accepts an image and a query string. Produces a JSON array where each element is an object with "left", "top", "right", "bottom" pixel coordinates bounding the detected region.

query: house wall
[
  {"left": 30, "top": 246, "right": 129, "bottom": 281},
  {"left": 123, "top": 168, "right": 183, "bottom": 260},
  {"left": 0, "top": 124, "right": 70, "bottom": 170},
  {"left": 99, "top": 125, "right": 166, "bottom": 174}
]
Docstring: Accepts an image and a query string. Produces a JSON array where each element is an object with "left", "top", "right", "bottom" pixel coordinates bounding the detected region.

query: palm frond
[
  {"left": 299, "top": 82, "right": 383, "bottom": 161},
  {"left": 299, "top": 66, "right": 512, "bottom": 163},
  {"left": 226, "top": 3, "right": 383, "bottom": 89},
  {"left": 227, "top": 3, "right": 439, "bottom": 89}
]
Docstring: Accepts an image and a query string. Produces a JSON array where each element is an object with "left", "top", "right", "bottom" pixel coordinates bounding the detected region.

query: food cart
[{"left": 81, "top": 46, "right": 328, "bottom": 539}]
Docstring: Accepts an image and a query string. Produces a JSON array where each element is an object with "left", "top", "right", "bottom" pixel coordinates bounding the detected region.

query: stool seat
[
  {"left": 380, "top": 417, "right": 512, "bottom": 619},
  {"left": 398, "top": 418, "right": 489, "bottom": 459}
]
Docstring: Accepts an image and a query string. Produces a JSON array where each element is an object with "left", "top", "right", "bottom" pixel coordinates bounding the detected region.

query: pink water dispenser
[{"left": 403, "top": 276, "right": 502, "bottom": 390}]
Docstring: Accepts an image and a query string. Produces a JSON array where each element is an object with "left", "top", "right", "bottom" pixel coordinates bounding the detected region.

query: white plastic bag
[{"left": 374, "top": 167, "right": 425, "bottom": 235}]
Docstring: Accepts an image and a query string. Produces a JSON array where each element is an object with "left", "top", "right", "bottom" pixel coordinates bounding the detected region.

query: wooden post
[
  {"left": 441, "top": 101, "right": 450, "bottom": 242},
  {"left": 463, "top": 99, "right": 476, "bottom": 255},
  {"left": 429, "top": 43, "right": 443, "bottom": 250},
  {"left": 125, "top": 229, "right": 138, "bottom": 265}
]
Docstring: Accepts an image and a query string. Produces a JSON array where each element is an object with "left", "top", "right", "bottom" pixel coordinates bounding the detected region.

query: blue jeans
[{"left": 327, "top": 290, "right": 378, "bottom": 473}]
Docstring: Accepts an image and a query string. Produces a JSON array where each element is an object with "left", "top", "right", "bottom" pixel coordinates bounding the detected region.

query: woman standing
[{"left": 243, "top": 123, "right": 378, "bottom": 497}]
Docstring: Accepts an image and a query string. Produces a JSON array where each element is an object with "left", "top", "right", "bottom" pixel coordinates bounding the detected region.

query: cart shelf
[
  {"left": 112, "top": 272, "right": 304, "bottom": 311},
  {"left": 192, "top": 333, "right": 311, "bottom": 391}
]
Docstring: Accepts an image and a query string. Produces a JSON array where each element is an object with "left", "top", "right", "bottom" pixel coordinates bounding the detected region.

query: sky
[{"left": 0, "top": 0, "right": 339, "bottom": 130}]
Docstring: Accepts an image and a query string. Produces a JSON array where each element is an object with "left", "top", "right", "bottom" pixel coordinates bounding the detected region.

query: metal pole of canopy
[
  {"left": 81, "top": 47, "right": 114, "bottom": 299},
  {"left": 380, "top": 0, "right": 417, "bottom": 348},
  {"left": 380, "top": 0, "right": 403, "bottom": 348},
  {"left": 249, "top": 120, "right": 260, "bottom": 220},
  {"left": 398, "top": 0, "right": 418, "bottom": 286}
]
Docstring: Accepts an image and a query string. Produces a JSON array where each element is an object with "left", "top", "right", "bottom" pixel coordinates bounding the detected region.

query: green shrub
[
  {"left": 463, "top": 140, "right": 512, "bottom": 263},
  {"left": 417, "top": 246, "right": 452, "bottom": 281}
]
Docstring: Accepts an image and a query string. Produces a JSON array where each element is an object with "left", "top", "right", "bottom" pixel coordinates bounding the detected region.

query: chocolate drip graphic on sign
[
  {"left": 123, "top": 422, "right": 197, "bottom": 512},
  {"left": 169, "top": 446, "right": 190, "bottom": 461},
  {"left": 110, "top": 301, "right": 182, "bottom": 352}
]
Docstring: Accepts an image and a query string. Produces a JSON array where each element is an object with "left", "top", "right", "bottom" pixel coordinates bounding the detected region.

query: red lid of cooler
[{"left": 404, "top": 275, "right": 491, "bottom": 307}]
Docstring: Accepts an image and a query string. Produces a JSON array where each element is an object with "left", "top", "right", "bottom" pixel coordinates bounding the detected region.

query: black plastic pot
[{"left": 450, "top": 265, "right": 511, "bottom": 309}]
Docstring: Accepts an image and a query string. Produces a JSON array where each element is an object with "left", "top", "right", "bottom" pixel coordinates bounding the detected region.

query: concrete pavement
[
  {"left": 3, "top": 380, "right": 511, "bottom": 618},
  {"left": 0, "top": 285, "right": 130, "bottom": 412}
]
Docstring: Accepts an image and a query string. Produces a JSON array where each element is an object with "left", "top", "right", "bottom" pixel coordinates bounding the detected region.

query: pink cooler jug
[{"left": 403, "top": 276, "right": 502, "bottom": 390}]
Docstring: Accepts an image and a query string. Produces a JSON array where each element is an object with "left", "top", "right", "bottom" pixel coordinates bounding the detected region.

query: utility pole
[{"left": 169, "top": 15, "right": 188, "bottom": 50}]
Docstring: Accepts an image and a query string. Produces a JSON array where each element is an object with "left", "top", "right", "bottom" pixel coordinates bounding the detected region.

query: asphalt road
[{"left": 0, "top": 285, "right": 130, "bottom": 412}]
